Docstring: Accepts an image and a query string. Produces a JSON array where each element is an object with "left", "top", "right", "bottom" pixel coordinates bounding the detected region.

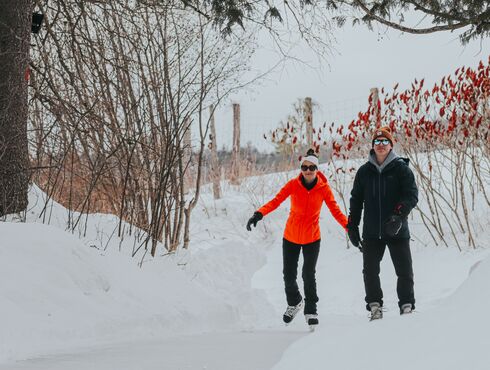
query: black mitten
[{"left": 246, "top": 212, "right": 263, "bottom": 231}]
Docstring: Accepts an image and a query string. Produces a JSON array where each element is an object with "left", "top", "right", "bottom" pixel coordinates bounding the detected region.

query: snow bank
[
  {"left": 0, "top": 222, "right": 240, "bottom": 362},
  {"left": 0, "top": 183, "right": 275, "bottom": 363}
]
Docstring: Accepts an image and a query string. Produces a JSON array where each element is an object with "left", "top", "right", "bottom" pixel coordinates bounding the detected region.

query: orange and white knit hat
[{"left": 372, "top": 126, "right": 394, "bottom": 146}]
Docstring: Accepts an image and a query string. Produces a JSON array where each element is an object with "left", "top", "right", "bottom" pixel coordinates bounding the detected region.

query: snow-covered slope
[
  {"left": 0, "top": 222, "right": 241, "bottom": 362},
  {"left": 0, "top": 181, "right": 283, "bottom": 364}
]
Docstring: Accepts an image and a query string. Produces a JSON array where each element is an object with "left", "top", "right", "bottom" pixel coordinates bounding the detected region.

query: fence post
[
  {"left": 304, "top": 97, "right": 313, "bottom": 149},
  {"left": 230, "top": 103, "right": 241, "bottom": 185},
  {"left": 370, "top": 87, "right": 381, "bottom": 127},
  {"left": 209, "top": 104, "right": 221, "bottom": 199}
]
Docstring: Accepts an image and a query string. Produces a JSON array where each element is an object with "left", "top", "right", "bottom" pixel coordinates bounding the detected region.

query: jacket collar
[{"left": 296, "top": 170, "right": 328, "bottom": 190}]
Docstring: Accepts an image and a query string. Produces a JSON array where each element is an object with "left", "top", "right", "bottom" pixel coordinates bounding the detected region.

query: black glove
[
  {"left": 384, "top": 215, "right": 403, "bottom": 237},
  {"left": 246, "top": 212, "right": 263, "bottom": 231},
  {"left": 346, "top": 217, "right": 361, "bottom": 248},
  {"left": 347, "top": 226, "right": 361, "bottom": 248}
]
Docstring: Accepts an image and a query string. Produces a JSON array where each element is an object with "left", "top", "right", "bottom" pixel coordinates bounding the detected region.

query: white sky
[{"left": 205, "top": 13, "right": 490, "bottom": 153}]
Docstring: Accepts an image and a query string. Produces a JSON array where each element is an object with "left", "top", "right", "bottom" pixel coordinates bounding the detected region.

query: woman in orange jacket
[{"left": 246, "top": 149, "right": 348, "bottom": 328}]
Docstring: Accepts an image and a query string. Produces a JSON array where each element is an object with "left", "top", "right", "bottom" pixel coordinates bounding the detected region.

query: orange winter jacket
[{"left": 257, "top": 171, "right": 348, "bottom": 245}]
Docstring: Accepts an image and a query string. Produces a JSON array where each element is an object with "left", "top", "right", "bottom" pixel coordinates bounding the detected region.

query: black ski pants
[
  {"left": 282, "top": 238, "right": 320, "bottom": 315},
  {"left": 362, "top": 238, "right": 415, "bottom": 311}
]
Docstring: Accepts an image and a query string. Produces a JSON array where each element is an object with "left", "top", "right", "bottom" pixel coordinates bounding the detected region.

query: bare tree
[{"left": 29, "top": 0, "right": 255, "bottom": 256}]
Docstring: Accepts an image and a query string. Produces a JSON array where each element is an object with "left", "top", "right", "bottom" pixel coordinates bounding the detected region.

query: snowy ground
[
  {"left": 0, "top": 331, "right": 306, "bottom": 370},
  {"left": 1, "top": 167, "right": 489, "bottom": 369}
]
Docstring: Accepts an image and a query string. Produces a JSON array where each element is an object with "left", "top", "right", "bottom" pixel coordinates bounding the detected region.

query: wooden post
[
  {"left": 370, "top": 87, "right": 381, "bottom": 127},
  {"left": 209, "top": 105, "right": 221, "bottom": 199},
  {"left": 304, "top": 97, "right": 313, "bottom": 149},
  {"left": 231, "top": 103, "right": 240, "bottom": 185}
]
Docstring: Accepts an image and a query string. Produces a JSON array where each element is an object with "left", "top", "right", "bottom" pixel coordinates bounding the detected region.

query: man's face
[{"left": 373, "top": 137, "right": 392, "bottom": 156}]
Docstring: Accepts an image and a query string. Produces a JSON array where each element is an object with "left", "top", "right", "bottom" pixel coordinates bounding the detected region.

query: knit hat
[
  {"left": 300, "top": 148, "right": 319, "bottom": 167},
  {"left": 372, "top": 126, "right": 394, "bottom": 147}
]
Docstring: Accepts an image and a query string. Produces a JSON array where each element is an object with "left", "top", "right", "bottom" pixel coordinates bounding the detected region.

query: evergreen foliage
[{"left": 180, "top": 0, "right": 490, "bottom": 43}]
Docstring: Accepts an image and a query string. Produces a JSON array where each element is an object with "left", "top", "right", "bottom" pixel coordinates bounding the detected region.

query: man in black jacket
[{"left": 347, "top": 126, "right": 418, "bottom": 321}]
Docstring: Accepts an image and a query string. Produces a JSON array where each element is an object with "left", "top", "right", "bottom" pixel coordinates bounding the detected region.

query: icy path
[{"left": 0, "top": 330, "right": 306, "bottom": 370}]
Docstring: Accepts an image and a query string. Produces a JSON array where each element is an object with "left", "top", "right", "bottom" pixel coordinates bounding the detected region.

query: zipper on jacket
[
  {"left": 304, "top": 190, "right": 311, "bottom": 242},
  {"left": 378, "top": 172, "right": 382, "bottom": 239}
]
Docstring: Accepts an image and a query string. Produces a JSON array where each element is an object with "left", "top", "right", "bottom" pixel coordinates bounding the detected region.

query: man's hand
[
  {"left": 394, "top": 203, "right": 408, "bottom": 217},
  {"left": 384, "top": 215, "right": 403, "bottom": 237},
  {"left": 347, "top": 227, "right": 361, "bottom": 248},
  {"left": 246, "top": 212, "right": 263, "bottom": 231},
  {"left": 347, "top": 217, "right": 361, "bottom": 249}
]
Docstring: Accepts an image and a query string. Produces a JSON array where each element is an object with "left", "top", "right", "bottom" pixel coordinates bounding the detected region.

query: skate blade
[{"left": 309, "top": 325, "right": 317, "bottom": 332}]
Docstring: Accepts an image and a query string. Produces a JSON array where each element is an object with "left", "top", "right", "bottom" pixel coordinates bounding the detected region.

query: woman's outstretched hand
[{"left": 246, "top": 212, "right": 263, "bottom": 231}]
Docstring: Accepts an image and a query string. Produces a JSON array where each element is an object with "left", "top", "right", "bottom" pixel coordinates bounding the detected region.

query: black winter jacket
[{"left": 349, "top": 150, "right": 418, "bottom": 240}]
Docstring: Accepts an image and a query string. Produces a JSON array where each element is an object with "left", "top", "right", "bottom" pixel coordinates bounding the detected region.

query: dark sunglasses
[
  {"left": 301, "top": 164, "right": 318, "bottom": 171},
  {"left": 373, "top": 139, "right": 391, "bottom": 146}
]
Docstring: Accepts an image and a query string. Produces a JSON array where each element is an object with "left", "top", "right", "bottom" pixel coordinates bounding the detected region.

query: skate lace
[
  {"left": 286, "top": 306, "right": 296, "bottom": 316},
  {"left": 370, "top": 305, "right": 383, "bottom": 319},
  {"left": 285, "top": 305, "right": 298, "bottom": 317}
]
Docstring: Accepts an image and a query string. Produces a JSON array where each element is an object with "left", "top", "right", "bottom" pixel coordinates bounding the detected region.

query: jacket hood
[
  {"left": 317, "top": 170, "right": 328, "bottom": 184},
  {"left": 368, "top": 149, "right": 399, "bottom": 173}
]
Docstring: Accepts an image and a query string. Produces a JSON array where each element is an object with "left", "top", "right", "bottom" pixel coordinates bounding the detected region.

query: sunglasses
[
  {"left": 373, "top": 139, "right": 391, "bottom": 146},
  {"left": 301, "top": 164, "right": 318, "bottom": 171}
]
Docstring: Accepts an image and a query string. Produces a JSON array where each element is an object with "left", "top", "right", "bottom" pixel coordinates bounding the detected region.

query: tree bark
[{"left": 0, "top": 0, "right": 31, "bottom": 216}]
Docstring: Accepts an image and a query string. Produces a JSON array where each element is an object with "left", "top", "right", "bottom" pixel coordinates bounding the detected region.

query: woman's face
[{"left": 301, "top": 160, "right": 318, "bottom": 182}]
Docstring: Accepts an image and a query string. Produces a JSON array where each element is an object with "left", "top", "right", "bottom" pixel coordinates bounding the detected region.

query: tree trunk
[{"left": 0, "top": 0, "right": 30, "bottom": 216}]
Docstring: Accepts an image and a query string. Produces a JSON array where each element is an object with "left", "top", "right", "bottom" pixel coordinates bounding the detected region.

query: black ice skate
[{"left": 283, "top": 299, "right": 303, "bottom": 324}]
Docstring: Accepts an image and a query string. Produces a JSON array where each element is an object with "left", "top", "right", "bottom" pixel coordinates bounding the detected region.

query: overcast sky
[{"left": 206, "top": 13, "right": 490, "bottom": 153}]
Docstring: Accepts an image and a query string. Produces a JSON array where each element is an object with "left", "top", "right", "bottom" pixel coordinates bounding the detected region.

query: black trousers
[
  {"left": 363, "top": 238, "right": 415, "bottom": 311},
  {"left": 282, "top": 238, "right": 320, "bottom": 314}
]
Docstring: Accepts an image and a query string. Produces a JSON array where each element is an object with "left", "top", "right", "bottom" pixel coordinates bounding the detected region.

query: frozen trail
[{"left": 0, "top": 329, "right": 307, "bottom": 370}]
